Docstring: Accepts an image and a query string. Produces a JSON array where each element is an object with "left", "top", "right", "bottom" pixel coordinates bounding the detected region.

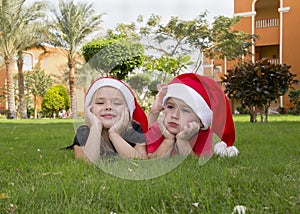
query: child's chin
[
  {"left": 167, "top": 127, "right": 180, "bottom": 135},
  {"left": 102, "top": 122, "right": 113, "bottom": 129}
]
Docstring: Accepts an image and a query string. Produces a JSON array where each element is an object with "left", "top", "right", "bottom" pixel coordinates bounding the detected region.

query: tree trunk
[
  {"left": 34, "top": 95, "right": 38, "bottom": 119},
  {"left": 68, "top": 60, "right": 77, "bottom": 118},
  {"left": 264, "top": 105, "right": 269, "bottom": 123},
  {"left": 4, "top": 56, "right": 17, "bottom": 119},
  {"left": 249, "top": 106, "right": 257, "bottom": 123},
  {"left": 17, "top": 52, "right": 27, "bottom": 119}
]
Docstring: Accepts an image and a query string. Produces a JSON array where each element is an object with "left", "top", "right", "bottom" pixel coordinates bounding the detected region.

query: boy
[{"left": 146, "top": 73, "right": 238, "bottom": 158}]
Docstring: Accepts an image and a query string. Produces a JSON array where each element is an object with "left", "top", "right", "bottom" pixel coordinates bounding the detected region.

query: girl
[{"left": 73, "top": 77, "right": 148, "bottom": 162}]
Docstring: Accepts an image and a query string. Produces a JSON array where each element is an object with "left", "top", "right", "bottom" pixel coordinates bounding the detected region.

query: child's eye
[
  {"left": 182, "top": 108, "right": 191, "bottom": 113},
  {"left": 166, "top": 104, "right": 174, "bottom": 109},
  {"left": 95, "top": 102, "right": 104, "bottom": 105},
  {"left": 113, "top": 102, "right": 121, "bottom": 105}
]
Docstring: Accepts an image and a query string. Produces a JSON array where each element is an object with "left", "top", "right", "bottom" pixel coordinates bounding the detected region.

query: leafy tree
[
  {"left": 148, "top": 79, "right": 163, "bottom": 96},
  {"left": 205, "top": 16, "right": 256, "bottom": 60},
  {"left": 41, "top": 84, "right": 70, "bottom": 118},
  {"left": 144, "top": 55, "right": 192, "bottom": 80},
  {"left": 222, "top": 59, "right": 296, "bottom": 122},
  {"left": 47, "top": 0, "right": 103, "bottom": 118},
  {"left": 24, "top": 63, "right": 53, "bottom": 119},
  {"left": 82, "top": 38, "right": 145, "bottom": 80},
  {"left": 126, "top": 74, "right": 150, "bottom": 100},
  {"left": 131, "top": 14, "right": 255, "bottom": 75}
]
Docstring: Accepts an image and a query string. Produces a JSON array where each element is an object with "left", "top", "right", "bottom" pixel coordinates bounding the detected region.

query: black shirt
[{"left": 69, "top": 121, "right": 146, "bottom": 154}]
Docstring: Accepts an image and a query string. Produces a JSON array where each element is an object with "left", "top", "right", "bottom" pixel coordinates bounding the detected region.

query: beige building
[
  {"left": 234, "top": 0, "right": 299, "bottom": 110},
  {"left": 0, "top": 46, "right": 85, "bottom": 115},
  {"left": 204, "top": 0, "right": 300, "bottom": 112}
]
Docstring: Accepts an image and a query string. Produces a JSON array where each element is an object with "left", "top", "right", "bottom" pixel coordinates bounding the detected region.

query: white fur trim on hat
[
  {"left": 85, "top": 78, "right": 135, "bottom": 118},
  {"left": 163, "top": 83, "right": 213, "bottom": 130},
  {"left": 214, "top": 141, "right": 239, "bottom": 158}
]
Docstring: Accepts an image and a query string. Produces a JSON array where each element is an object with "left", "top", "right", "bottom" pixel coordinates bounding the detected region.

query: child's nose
[
  {"left": 171, "top": 108, "right": 180, "bottom": 118},
  {"left": 105, "top": 102, "right": 112, "bottom": 110}
]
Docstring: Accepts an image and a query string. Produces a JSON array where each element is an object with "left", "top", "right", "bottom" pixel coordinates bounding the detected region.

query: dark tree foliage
[
  {"left": 222, "top": 59, "right": 296, "bottom": 122},
  {"left": 288, "top": 89, "right": 300, "bottom": 114}
]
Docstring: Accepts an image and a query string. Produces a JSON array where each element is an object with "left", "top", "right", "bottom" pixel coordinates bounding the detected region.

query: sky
[{"left": 27, "top": 0, "right": 234, "bottom": 30}]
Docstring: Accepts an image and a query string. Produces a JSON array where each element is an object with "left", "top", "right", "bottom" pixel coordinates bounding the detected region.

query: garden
[{"left": 0, "top": 115, "right": 299, "bottom": 213}]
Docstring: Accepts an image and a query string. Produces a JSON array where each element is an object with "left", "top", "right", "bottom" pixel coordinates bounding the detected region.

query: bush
[
  {"left": 41, "top": 85, "right": 70, "bottom": 118},
  {"left": 0, "top": 109, "right": 8, "bottom": 118}
]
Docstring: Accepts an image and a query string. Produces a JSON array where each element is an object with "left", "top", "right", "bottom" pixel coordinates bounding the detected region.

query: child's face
[
  {"left": 91, "top": 86, "right": 128, "bottom": 129},
  {"left": 163, "top": 97, "right": 201, "bottom": 135}
]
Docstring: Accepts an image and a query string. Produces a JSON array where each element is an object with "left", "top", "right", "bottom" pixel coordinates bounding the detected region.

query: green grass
[{"left": 0, "top": 115, "right": 299, "bottom": 213}]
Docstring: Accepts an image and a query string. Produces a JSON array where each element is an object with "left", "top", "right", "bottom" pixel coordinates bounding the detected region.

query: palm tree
[
  {"left": 48, "top": 0, "right": 103, "bottom": 118},
  {"left": 0, "top": 0, "right": 48, "bottom": 119},
  {"left": 15, "top": 1, "right": 48, "bottom": 119},
  {"left": 0, "top": 0, "right": 25, "bottom": 119}
]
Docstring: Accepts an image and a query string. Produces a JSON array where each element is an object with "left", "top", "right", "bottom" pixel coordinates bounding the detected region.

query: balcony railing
[
  {"left": 256, "top": 58, "right": 279, "bottom": 64},
  {"left": 267, "top": 58, "right": 279, "bottom": 64},
  {"left": 256, "top": 18, "right": 280, "bottom": 28}
]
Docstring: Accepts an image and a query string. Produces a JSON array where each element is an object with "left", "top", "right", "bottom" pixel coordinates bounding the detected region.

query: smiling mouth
[{"left": 101, "top": 114, "right": 115, "bottom": 119}]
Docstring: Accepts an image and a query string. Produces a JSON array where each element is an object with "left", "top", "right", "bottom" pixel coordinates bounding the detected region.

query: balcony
[
  {"left": 256, "top": 18, "right": 279, "bottom": 28},
  {"left": 255, "top": 18, "right": 280, "bottom": 46}
]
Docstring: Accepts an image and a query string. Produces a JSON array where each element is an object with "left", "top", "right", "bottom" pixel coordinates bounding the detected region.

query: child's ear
[{"left": 89, "top": 106, "right": 94, "bottom": 113}]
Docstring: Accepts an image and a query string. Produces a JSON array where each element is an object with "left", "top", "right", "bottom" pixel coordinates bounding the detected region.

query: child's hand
[
  {"left": 109, "top": 108, "right": 130, "bottom": 135},
  {"left": 176, "top": 122, "right": 200, "bottom": 141},
  {"left": 85, "top": 106, "right": 102, "bottom": 131},
  {"left": 158, "top": 117, "right": 175, "bottom": 140},
  {"left": 151, "top": 84, "right": 168, "bottom": 112}
]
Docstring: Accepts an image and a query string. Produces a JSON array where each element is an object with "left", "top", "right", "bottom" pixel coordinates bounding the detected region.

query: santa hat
[
  {"left": 163, "top": 73, "right": 238, "bottom": 157},
  {"left": 85, "top": 77, "right": 148, "bottom": 133}
]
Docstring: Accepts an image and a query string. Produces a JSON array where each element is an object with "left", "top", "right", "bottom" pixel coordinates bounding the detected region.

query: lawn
[{"left": 0, "top": 115, "right": 299, "bottom": 213}]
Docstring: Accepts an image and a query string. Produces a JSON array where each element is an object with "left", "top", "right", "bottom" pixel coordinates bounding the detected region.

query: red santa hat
[
  {"left": 163, "top": 73, "right": 238, "bottom": 157},
  {"left": 85, "top": 77, "right": 148, "bottom": 133}
]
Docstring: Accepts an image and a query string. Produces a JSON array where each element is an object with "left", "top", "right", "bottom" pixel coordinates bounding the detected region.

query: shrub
[{"left": 41, "top": 85, "right": 70, "bottom": 118}]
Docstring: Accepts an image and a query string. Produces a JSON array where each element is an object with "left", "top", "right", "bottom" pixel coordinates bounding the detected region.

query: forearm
[
  {"left": 81, "top": 126, "right": 101, "bottom": 162},
  {"left": 176, "top": 139, "right": 194, "bottom": 156},
  {"left": 148, "top": 111, "right": 161, "bottom": 127},
  {"left": 148, "top": 90, "right": 165, "bottom": 126},
  {"left": 148, "top": 138, "right": 175, "bottom": 158},
  {"left": 109, "top": 132, "right": 146, "bottom": 159}
]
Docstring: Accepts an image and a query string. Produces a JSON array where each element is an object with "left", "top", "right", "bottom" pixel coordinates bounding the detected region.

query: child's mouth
[
  {"left": 168, "top": 122, "right": 179, "bottom": 127},
  {"left": 101, "top": 114, "right": 115, "bottom": 119}
]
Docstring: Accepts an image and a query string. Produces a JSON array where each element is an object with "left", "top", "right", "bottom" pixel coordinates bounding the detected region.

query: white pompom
[
  {"left": 214, "top": 141, "right": 239, "bottom": 158},
  {"left": 214, "top": 141, "right": 228, "bottom": 157},
  {"left": 227, "top": 146, "right": 239, "bottom": 157}
]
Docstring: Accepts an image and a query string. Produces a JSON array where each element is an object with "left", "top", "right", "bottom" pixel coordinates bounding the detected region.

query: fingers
[
  {"left": 158, "top": 117, "right": 175, "bottom": 139},
  {"left": 177, "top": 121, "right": 200, "bottom": 141},
  {"left": 85, "top": 105, "right": 102, "bottom": 130},
  {"left": 185, "top": 121, "right": 200, "bottom": 132},
  {"left": 110, "top": 108, "right": 129, "bottom": 134},
  {"left": 157, "top": 83, "right": 167, "bottom": 92}
]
